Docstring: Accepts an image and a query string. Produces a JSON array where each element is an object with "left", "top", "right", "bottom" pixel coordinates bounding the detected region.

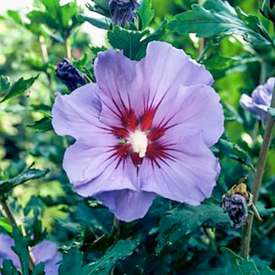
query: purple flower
[
  {"left": 52, "top": 41, "right": 224, "bottom": 222},
  {"left": 0, "top": 235, "right": 61, "bottom": 274},
  {"left": 56, "top": 59, "right": 86, "bottom": 91},
  {"left": 240, "top": 77, "right": 274, "bottom": 121},
  {"left": 109, "top": 0, "right": 139, "bottom": 27},
  {"left": 221, "top": 194, "right": 248, "bottom": 229}
]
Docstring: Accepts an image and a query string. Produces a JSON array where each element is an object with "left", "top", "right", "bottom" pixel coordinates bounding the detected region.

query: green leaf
[
  {"left": 134, "top": 19, "right": 167, "bottom": 60},
  {"left": 222, "top": 247, "right": 260, "bottom": 275},
  {"left": 58, "top": 248, "right": 91, "bottom": 275},
  {"left": 1, "top": 75, "right": 39, "bottom": 102},
  {"left": 11, "top": 227, "right": 30, "bottom": 275},
  {"left": 108, "top": 19, "right": 167, "bottom": 60},
  {"left": 7, "top": 10, "right": 23, "bottom": 26},
  {"left": 0, "top": 259, "right": 19, "bottom": 275},
  {"left": 214, "top": 138, "right": 254, "bottom": 170},
  {"left": 261, "top": 266, "right": 275, "bottom": 275},
  {"left": 28, "top": 209, "right": 47, "bottom": 247},
  {"left": 27, "top": 117, "right": 53, "bottom": 132},
  {"left": 168, "top": 0, "right": 272, "bottom": 46},
  {"left": 137, "top": 0, "right": 155, "bottom": 29},
  {"left": 90, "top": 240, "right": 139, "bottom": 274},
  {"left": 0, "top": 76, "right": 12, "bottom": 94},
  {"left": 0, "top": 164, "right": 50, "bottom": 195},
  {"left": 32, "top": 262, "right": 46, "bottom": 275},
  {"left": 0, "top": 217, "right": 13, "bottom": 233},
  {"left": 157, "top": 204, "right": 230, "bottom": 253},
  {"left": 78, "top": 14, "right": 111, "bottom": 30},
  {"left": 108, "top": 26, "right": 148, "bottom": 59}
]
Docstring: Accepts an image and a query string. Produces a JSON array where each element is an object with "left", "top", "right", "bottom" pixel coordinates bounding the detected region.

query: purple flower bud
[
  {"left": 109, "top": 0, "right": 139, "bottom": 27},
  {"left": 56, "top": 59, "right": 86, "bottom": 91},
  {"left": 240, "top": 77, "right": 274, "bottom": 121},
  {"left": 222, "top": 194, "right": 248, "bottom": 229}
]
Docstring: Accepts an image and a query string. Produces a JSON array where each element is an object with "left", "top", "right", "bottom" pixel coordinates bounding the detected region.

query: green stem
[
  {"left": 1, "top": 200, "right": 17, "bottom": 226},
  {"left": 1, "top": 200, "right": 36, "bottom": 270},
  {"left": 241, "top": 84, "right": 275, "bottom": 258},
  {"left": 39, "top": 35, "right": 49, "bottom": 63},
  {"left": 65, "top": 37, "right": 72, "bottom": 59}
]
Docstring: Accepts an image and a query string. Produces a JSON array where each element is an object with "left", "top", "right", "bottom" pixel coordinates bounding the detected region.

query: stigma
[{"left": 128, "top": 130, "right": 148, "bottom": 158}]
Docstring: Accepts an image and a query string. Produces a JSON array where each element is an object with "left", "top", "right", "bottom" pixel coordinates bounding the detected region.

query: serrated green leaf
[
  {"left": 157, "top": 204, "right": 230, "bottom": 253},
  {"left": 27, "top": 117, "right": 53, "bottom": 132},
  {"left": 0, "top": 259, "right": 19, "bottom": 275},
  {"left": 11, "top": 227, "right": 30, "bottom": 275},
  {"left": 168, "top": 0, "right": 272, "bottom": 46},
  {"left": 108, "top": 26, "right": 148, "bottom": 59},
  {"left": 58, "top": 248, "right": 91, "bottom": 275},
  {"left": 90, "top": 240, "right": 139, "bottom": 274},
  {"left": 1, "top": 75, "right": 39, "bottom": 103},
  {"left": 214, "top": 138, "right": 254, "bottom": 170},
  {"left": 222, "top": 247, "right": 260, "bottom": 275},
  {"left": 0, "top": 164, "right": 49, "bottom": 195},
  {"left": 108, "top": 19, "right": 167, "bottom": 60},
  {"left": 137, "top": 0, "right": 155, "bottom": 29}
]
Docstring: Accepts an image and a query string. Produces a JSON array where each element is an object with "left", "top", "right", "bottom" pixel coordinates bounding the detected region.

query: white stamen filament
[{"left": 128, "top": 130, "right": 148, "bottom": 158}]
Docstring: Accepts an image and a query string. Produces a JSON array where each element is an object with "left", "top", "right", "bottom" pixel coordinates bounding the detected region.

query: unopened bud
[
  {"left": 56, "top": 59, "right": 86, "bottom": 91},
  {"left": 109, "top": 0, "right": 139, "bottom": 27}
]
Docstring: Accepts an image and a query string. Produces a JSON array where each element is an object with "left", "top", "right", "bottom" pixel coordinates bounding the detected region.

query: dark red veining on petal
[
  {"left": 131, "top": 152, "right": 142, "bottom": 167},
  {"left": 139, "top": 108, "right": 156, "bottom": 131},
  {"left": 108, "top": 104, "right": 177, "bottom": 168},
  {"left": 112, "top": 127, "right": 129, "bottom": 139}
]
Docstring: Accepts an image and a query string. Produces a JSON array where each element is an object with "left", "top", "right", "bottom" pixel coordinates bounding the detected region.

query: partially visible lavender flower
[
  {"left": 222, "top": 194, "right": 248, "bottom": 229},
  {"left": 109, "top": 0, "right": 139, "bottom": 27},
  {"left": 0, "top": 235, "right": 61, "bottom": 275},
  {"left": 56, "top": 59, "right": 86, "bottom": 91},
  {"left": 240, "top": 77, "right": 274, "bottom": 121}
]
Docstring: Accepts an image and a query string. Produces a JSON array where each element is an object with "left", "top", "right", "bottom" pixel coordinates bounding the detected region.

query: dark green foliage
[
  {"left": 0, "top": 164, "right": 49, "bottom": 195},
  {"left": 157, "top": 204, "right": 230, "bottom": 253},
  {"left": 214, "top": 138, "right": 254, "bottom": 170},
  {"left": 90, "top": 240, "right": 139, "bottom": 274},
  {"left": 168, "top": 0, "right": 272, "bottom": 46},
  {"left": 137, "top": 0, "right": 155, "bottom": 29},
  {"left": 222, "top": 247, "right": 275, "bottom": 274},
  {"left": 0, "top": 260, "right": 19, "bottom": 275},
  {"left": 108, "top": 19, "right": 167, "bottom": 60},
  {"left": 1, "top": 0, "right": 275, "bottom": 274},
  {"left": 27, "top": 116, "right": 53, "bottom": 133},
  {"left": 58, "top": 248, "right": 91, "bottom": 275},
  {"left": 11, "top": 227, "right": 30, "bottom": 275}
]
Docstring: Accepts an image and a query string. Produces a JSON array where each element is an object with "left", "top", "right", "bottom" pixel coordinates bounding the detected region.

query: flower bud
[
  {"left": 261, "top": 0, "right": 275, "bottom": 21},
  {"left": 109, "top": 0, "right": 139, "bottom": 27},
  {"left": 222, "top": 194, "right": 248, "bottom": 229},
  {"left": 56, "top": 59, "right": 86, "bottom": 91}
]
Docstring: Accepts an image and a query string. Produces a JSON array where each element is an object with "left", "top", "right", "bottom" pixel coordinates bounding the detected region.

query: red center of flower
[{"left": 109, "top": 106, "right": 174, "bottom": 168}]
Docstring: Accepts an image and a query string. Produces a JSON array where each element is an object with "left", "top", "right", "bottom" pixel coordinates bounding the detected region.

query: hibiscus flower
[{"left": 52, "top": 41, "right": 224, "bottom": 222}]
